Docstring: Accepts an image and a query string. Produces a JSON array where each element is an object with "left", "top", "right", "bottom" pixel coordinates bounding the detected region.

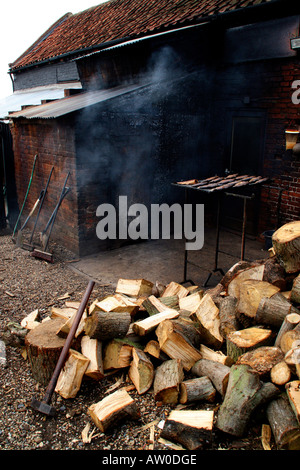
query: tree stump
[
  {"left": 25, "top": 318, "right": 66, "bottom": 386},
  {"left": 272, "top": 221, "right": 300, "bottom": 274}
]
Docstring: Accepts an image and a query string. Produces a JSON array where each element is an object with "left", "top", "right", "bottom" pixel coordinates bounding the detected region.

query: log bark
[
  {"left": 267, "top": 394, "right": 300, "bottom": 449},
  {"left": 216, "top": 364, "right": 279, "bottom": 437},
  {"left": 84, "top": 310, "right": 131, "bottom": 341},
  {"left": 180, "top": 376, "right": 216, "bottom": 404},
  {"left": 285, "top": 380, "right": 300, "bottom": 424},
  {"left": 153, "top": 359, "right": 184, "bottom": 404},
  {"left": 272, "top": 221, "right": 300, "bottom": 273},
  {"left": 80, "top": 335, "right": 104, "bottom": 380},
  {"left": 25, "top": 318, "right": 67, "bottom": 386},
  {"left": 115, "top": 278, "right": 153, "bottom": 297},
  {"left": 192, "top": 294, "right": 223, "bottom": 349},
  {"left": 218, "top": 296, "right": 239, "bottom": 339},
  {"left": 236, "top": 346, "right": 284, "bottom": 378},
  {"left": 226, "top": 327, "right": 273, "bottom": 362},
  {"left": 274, "top": 313, "right": 300, "bottom": 347},
  {"left": 55, "top": 349, "right": 90, "bottom": 398},
  {"left": 291, "top": 274, "right": 300, "bottom": 305},
  {"left": 271, "top": 361, "right": 292, "bottom": 386},
  {"left": 191, "top": 358, "right": 230, "bottom": 397},
  {"left": 256, "top": 293, "right": 300, "bottom": 328},
  {"left": 128, "top": 348, "right": 154, "bottom": 394},
  {"left": 88, "top": 389, "right": 139, "bottom": 432},
  {"left": 160, "top": 409, "right": 214, "bottom": 450},
  {"left": 262, "top": 257, "right": 287, "bottom": 290},
  {"left": 155, "top": 319, "right": 202, "bottom": 371}
]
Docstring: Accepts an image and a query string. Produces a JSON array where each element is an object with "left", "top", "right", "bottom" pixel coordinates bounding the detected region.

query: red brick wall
[{"left": 9, "top": 117, "right": 80, "bottom": 254}]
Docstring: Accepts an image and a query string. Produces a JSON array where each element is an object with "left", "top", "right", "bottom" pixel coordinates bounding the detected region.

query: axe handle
[{"left": 43, "top": 280, "right": 95, "bottom": 404}]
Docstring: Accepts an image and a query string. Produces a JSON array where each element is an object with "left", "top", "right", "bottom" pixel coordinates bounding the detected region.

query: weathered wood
[
  {"left": 286, "top": 380, "right": 300, "bottom": 424},
  {"left": 192, "top": 294, "right": 223, "bottom": 349},
  {"left": 271, "top": 361, "right": 292, "bottom": 386},
  {"left": 128, "top": 348, "right": 154, "bottom": 394},
  {"left": 216, "top": 364, "right": 279, "bottom": 437},
  {"left": 226, "top": 327, "right": 273, "bottom": 362},
  {"left": 84, "top": 310, "right": 131, "bottom": 341},
  {"left": 81, "top": 335, "right": 104, "bottom": 380},
  {"left": 191, "top": 358, "right": 230, "bottom": 397},
  {"left": 291, "top": 274, "right": 300, "bottom": 305},
  {"left": 218, "top": 296, "right": 239, "bottom": 339},
  {"left": 267, "top": 394, "right": 300, "bottom": 449},
  {"left": 25, "top": 318, "right": 66, "bottom": 386},
  {"left": 115, "top": 278, "right": 153, "bottom": 297},
  {"left": 274, "top": 313, "right": 300, "bottom": 347},
  {"left": 236, "top": 346, "right": 284, "bottom": 378},
  {"left": 55, "top": 349, "right": 90, "bottom": 398},
  {"left": 132, "top": 309, "right": 179, "bottom": 336},
  {"left": 256, "top": 293, "right": 300, "bottom": 328},
  {"left": 180, "top": 376, "right": 216, "bottom": 404},
  {"left": 272, "top": 221, "right": 300, "bottom": 273},
  {"left": 156, "top": 319, "right": 202, "bottom": 371},
  {"left": 88, "top": 389, "right": 139, "bottom": 432},
  {"left": 160, "top": 409, "right": 214, "bottom": 450},
  {"left": 153, "top": 359, "right": 184, "bottom": 404}
]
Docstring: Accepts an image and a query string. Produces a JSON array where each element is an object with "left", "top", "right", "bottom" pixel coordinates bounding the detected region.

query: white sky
[{"left": 0, "top": 0, "right": 107, "bottom": 100}]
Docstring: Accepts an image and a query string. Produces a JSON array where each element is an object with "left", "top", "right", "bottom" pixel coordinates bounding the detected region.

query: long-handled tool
[
  {"left": 31, "top": 172, "right": 70, "bottom": 262},
  {"left": 16, "top": 190, "right": 44, "bottom": 247},
  {"left": 30, "top": 280, "right": 95, "bottom": 416},
  {"left": 12, "top": 154, "right": 38, "bottom": 241}
]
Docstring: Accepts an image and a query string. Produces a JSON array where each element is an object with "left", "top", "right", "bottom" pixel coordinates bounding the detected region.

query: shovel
[{"left": 30, "top": 280, "right": 95, "bottom": 416}]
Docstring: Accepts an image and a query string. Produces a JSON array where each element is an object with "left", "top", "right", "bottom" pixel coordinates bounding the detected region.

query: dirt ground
[{"left": 0, "top": 230, "right": 273, "bottom": 453}]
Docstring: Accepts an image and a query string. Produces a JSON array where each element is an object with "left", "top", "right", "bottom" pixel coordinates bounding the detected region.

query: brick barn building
[{"left": 1, "top": 0, "right": 300, "bottom": 255}]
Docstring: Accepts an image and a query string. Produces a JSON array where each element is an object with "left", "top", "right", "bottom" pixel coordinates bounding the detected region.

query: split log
[
  {"left": 271, "top": 361, "right": 292, "bottom": 386},
  {"left": 103, "top": 339, "right": 136, "bottom": 370},
  {"left": 191, "top": 358, "right": 231, "bottom": 397},
  {"left": 56, "top": 310, "right": 87, "bottom": 338},
  {"left": 88, "top": 389, "right": 139, "bottom": 432},
  {"left": 160, "top": 409, "right": 214, "bottom": 450},
  {"left": 227, "top": 264, "right": 265, "bottom": 298},
  {"left": 180, "top": 376, "right": 216, "bottom": 404},
  {"left": 256, "top": 293, "right": 300, "bottom": 328},
  {"left": 272, "top": 221, "right": 300, "bottom": 273},
  {"left": 151, "top": 281, "right": 166, "bottom": 297},
  {"left": 178, "top": 291, "right": 203, "bottom": 314},
  {"left": 132, "top": 309, "right": 179, "bottom": 336},
  {"left": 21, "top": 309, "right": 40, "bottom": 330},
  {"left": 236, "top": 280, "right": 280, "bottom": 319},
  {"left": 155, "top": 319, "right": 202, "bottom": 371},
  {"left": 25, "top": 318, "right": 67, "bottom": 386},
  {"left": 216, "top": 364, "right": 279, "bottom": 437},
  {"left": 199, "top": 344, "right": 233, "bottom": 366},
  {"left": 218, "top": 296, "right": 239, "bottom": 339},
  {"left": 84, "top": 310, "right": 131, "bottom": 341},
  {"left": 235, "top": 346, "right": 284, "bottom": 378},
  {"left": 220, "top": 260, "right": 255, "bottom": 289},
  {"left": 192, "top": 294, "right": 223, "bottom": 349},
  {"left": 274, "top": 313, "right": 300, "bottom": 347},
  {"left": 55, "top": 349, "right": 90, "bottom": 398},
  {"left": 280, "top": 329, "right": 300, "bottom": 354},
  {"left": 286, "top": 380, "right": 300, "bottom": 424},
  {"left": 267, "top": 394, "right": 300, "bottom": 449},
  {"left": 90, "top": 295, "right": 123, "bottom": 313},
  {"left": 50, "top": 307, "right": 77, "bottom": 321},
  {"left": 153, "top": 359, "right": 184, "bottom": 404},
  {"left": 128, "top": 348, "right": 154, "bottom": 394},
  {"left": 161, "top": 281, "right": 189, "bottom": 299},
  {"left": 262, "top": 257, "right": 287, "bottom": 290},
  {"left": 115, "top": 278, "right": 153, "bottom": 297},
  {"left": 291, "top": 274, "right": 300, "bottom": 305},
  {"left": 81, "top": 335, "right": 104, "bottom": 380},
  {"left": 226, "top": 327, "right": 273, "bottom": 362},
  {"left": 142, "top": 295, "right": 177, "bottom": 316}
]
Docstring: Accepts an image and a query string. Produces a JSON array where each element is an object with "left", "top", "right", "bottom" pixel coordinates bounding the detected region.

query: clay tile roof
[{"left": 10, "top": 0, "right": 275, "bottom": 70}]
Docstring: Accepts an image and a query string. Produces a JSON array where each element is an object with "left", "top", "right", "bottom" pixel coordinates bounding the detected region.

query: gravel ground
[{"left": 0, "top": 231, "right": 267, "bottom": 453}]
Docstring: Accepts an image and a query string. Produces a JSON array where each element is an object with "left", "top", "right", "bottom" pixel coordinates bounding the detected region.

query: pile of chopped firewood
[{"left": 21, "top": 221, "right": 300, "bottom": 450}]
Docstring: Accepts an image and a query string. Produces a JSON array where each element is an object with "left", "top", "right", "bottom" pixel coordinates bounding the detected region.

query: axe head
[{"left": 30, "top": 397, "right": 56, "bottom": 417}]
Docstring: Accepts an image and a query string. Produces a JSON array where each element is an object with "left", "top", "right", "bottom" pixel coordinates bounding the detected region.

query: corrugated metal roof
[
  {"left": 8, "top": 82, "right": 152, "bottom": 120},
  {"left": 0, "top": 82, "right": 82, "bottom": 120}
]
